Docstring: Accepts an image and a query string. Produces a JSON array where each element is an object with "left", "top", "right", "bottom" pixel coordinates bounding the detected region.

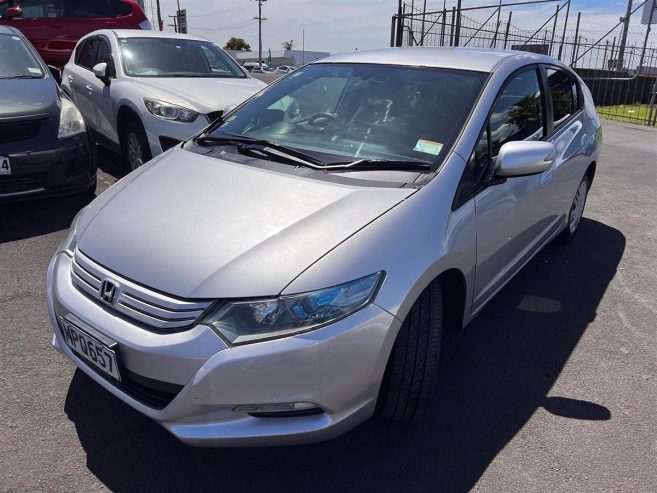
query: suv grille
[
  {"left": 0, "top": 119, "right": 42, "bottom": 143},
  {"left": 71, "top": 250, "right": 212, "bottom": 331}
]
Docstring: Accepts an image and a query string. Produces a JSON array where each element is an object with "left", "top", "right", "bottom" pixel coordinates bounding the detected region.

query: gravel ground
[{"left": 1, "top": 119, "right": 655, "bottom": 492}]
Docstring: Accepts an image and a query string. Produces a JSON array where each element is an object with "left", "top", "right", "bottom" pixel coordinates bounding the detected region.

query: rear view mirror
[
  {"left": 495, "top": 141, "right": 555, "bottom": 177},
  {"left": 48, "top": 65, "right": 61, "bottom": 85},
  {"left": 93, "top": 62, "right": 109, "bottom": 84},
  {"left": 4, "top": 6, "right": 22, "bottom": 18}
]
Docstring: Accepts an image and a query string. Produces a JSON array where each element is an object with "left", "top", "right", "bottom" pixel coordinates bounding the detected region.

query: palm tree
[{"left": 281, "top": 40, "right": 295, "bottom": 50}]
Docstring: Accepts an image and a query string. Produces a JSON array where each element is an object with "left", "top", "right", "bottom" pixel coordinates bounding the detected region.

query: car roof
[
  {"left": 109, "top": 29, "right": 210, "bottom": 43},
  {"left": 315, "top": 47, "right": 560, "bottom": 73},
  {"left": 0, "top": 25, "right": 20, "bottom": 36}
]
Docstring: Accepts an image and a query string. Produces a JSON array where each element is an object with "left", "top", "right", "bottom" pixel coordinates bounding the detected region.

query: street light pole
[{"left": 253, "top": 0, "right": 267, "bottom": 68}]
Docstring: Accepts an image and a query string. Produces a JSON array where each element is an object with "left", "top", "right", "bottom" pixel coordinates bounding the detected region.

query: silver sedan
[{"left": 47, "top": 47, "right": 602, "bottom": 446}]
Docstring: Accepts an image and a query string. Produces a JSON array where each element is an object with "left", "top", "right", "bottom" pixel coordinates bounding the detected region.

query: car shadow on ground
[{"left": 64, "top": 218, "right": 624, "bottom": 492}]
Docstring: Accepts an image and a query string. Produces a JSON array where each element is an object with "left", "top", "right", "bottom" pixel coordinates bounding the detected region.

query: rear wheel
[
  {"left": 557, "top": 174, "right": 589, "bottom": 243},
  {"left": 121, "top": 119, "right": 151, "bottom": 171},
  {"left": 377, "top": 280, "right": 443, "bottom": 422}
]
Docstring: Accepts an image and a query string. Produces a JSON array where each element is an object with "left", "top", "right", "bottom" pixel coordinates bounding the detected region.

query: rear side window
[
  {"left": 15, "top": 0, "right": 63, "bottom": 18},
  {"left": 547, "top": 68, "right": 577, "bottom": 129},
  {"left": 63, "top": 0, "right": 114, "bottom": 18},
  {"left": 112, "top": 0, "right": 133, "bottom": 16},
  {"left": 76, "top": 38, "right": 98, "bottom": 69}
]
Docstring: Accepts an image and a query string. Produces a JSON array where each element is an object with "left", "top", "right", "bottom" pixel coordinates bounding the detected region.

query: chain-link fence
[{"left": 391, "top": 0, "right": 657, "bottom": 125}]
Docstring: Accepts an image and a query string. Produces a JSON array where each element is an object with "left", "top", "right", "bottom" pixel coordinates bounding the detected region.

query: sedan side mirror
[
  {"left": 495, "top": 141, "right": 555, "bottom": 177},
  {"left": 93, "top": 62, "right": 109, "bottom": 85},
  {"left": 4, "top": 6, "right": 22, "bottom": 18}
]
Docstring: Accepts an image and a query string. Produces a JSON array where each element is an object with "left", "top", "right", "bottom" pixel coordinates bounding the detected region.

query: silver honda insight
[{"left": 47, "top": 47, "right": 602, "bottom": 447}]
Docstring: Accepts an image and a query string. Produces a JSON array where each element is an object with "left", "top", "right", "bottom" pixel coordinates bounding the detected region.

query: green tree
[
  {"left": 281, "top": 39, "right": 295, "bottom": 50},
  {"left": 224, "top": 37, "right": 251, "bottom": 51}
]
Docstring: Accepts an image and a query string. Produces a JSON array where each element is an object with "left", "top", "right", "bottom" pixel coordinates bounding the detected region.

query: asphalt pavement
[{"left": 1, "top": 119, "right": 655, "bottom": 492}]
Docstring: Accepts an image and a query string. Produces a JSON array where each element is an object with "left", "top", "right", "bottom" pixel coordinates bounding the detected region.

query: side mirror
[
  {"left": 495, "top": 141, "right": 555, "bottom": 177},
  {"left": 92, "top": 62, "right": 109, "bottom": 84},
  {"left": 4, "top": 6, "right": 23, "bottom": 18},
  {"left": 48, "top": 65, "right": 61, "bottom": 85}
]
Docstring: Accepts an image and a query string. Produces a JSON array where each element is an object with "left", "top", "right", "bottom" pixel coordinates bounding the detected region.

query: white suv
[{"left": 62, "top": 30, "right": 266, "bottom": 169}]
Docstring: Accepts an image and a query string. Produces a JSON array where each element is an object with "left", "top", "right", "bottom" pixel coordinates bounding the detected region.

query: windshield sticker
[
  {"left": 28, "top": 67, "right": 41, "bottom": 74},
  {"left": 414, "top": 139, "right": 443, "bottom": 155}
]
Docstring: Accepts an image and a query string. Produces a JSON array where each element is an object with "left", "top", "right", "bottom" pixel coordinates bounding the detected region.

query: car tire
[
  {"left": 557, "top": 173, "right": 589, "bottom": 243},
  {"left": 377, "top": 279, "right": 443, "bottom": 422},
  {"left": 121, "top": 119, "right": 151, "bottom": 171}
]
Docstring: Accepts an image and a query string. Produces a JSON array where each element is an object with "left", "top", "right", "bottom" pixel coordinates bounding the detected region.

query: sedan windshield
[
  {"left": 119, "top": 37, "right": 246, "bottom": 78},
  {"left": 0, "top": 34, "right": 45, "bottom": 79},
  {"left": 209, "top": 63, "right": 487, "bottom": 166}
]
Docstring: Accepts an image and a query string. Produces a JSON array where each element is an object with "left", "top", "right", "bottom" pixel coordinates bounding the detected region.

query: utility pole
[
  {"left": 618, "top": 0, "right": 633, "bottom": 70},
  {"left": 155, "top": 0, "right": 162, "bottom": 31},
  {"left": 253, "top": 0, "right": 267, "bottom": 68},
  {"left": 168, "top": 14, "right": 178, "bottom": 33}
]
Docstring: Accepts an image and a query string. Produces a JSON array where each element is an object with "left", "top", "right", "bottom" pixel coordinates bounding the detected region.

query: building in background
[{"left": 228, "top": 49, "right": 330, "bottom": 68}]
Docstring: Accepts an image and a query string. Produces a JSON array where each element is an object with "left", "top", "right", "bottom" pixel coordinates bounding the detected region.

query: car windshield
[
  {"left": 209, "top": 63, "right": 487, "bottom": 166},
  {"left": 119, "top": 37, "right": 246, "bottom": 78},
  {"left": 0, "top": 33, "right": 45, "bottom": 79}
]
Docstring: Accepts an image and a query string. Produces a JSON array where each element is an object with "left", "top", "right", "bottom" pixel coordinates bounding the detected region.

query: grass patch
[{"left": 596, "top": 104, "right": 654, "bottom": 124}]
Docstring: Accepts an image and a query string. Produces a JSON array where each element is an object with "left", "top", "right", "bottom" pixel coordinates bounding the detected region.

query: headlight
[
  {"left": 144, "top": 98, "right": 199, "bottom": 122},
  {"left": 57, "top": 207, "right": 86, "bottom": 256},
  {"left": 58, "top": 98, "right": 85, "bottom": 139},
  {"left": 203, "top": 272, "right": 384, "bottom": 345}
]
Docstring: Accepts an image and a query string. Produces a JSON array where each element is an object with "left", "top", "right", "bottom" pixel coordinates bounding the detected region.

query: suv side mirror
[
  {"left": 92, "top": 62, "right": 109, "bottom": 84},
  {"left": 495, "top": 141, "right": 555, "bottom": 177},
  {"left": 4, "top": 6, "right": 22, "bottom": 18}
]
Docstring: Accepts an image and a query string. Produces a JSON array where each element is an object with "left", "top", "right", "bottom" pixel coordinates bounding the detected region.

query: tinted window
[
  {"left": 76, "top": 38, "right": 98, "bottom": 70},
  {"left": 16, "top": 0, "right": 63, "bottom": 18},
  {"left": 63, "top": 0, "right": 113, "bottom": 18},
  {"left": 212, "top": 63, "right": 487, "bottom": 166},
  {"left": 489, "top": 68, "right": 544, "bottom": 157},
  {"left": 119, "top": 38, "right": 246, "bottom": 78},
  {"left": 0, "top": 33, "right": 45, "bottom": 78},
  {"left": 112, "top": 0, "right": 132, "bottom": 16},
  {"left": 547, "top": 68, "right": 577, "bottom": 128}
]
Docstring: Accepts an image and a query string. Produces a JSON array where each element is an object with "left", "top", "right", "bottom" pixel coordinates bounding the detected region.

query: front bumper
[
  {"left": 143, "top": 113, "right": 211, "bottom": 157},
  {"left": 0, "top": 132, "right": 95, "bottom": 200},
  {"left": 47, "top": 252, "right": 400, "bottom": 446}
]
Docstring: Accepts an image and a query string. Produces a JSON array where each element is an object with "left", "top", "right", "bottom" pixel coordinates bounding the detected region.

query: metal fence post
[
  {"left": 570, "top": 12, "right": 581, "bottom": 66},
  {"left": 454, "top": 0, "right": 462, "bottom": 46},
  {"left": 391, "top": 15, "right": 397, "bottom": 47},
  {"left": 549, "top": 4, "right": 560, "bottom": 57},
  {"left": 450, "top": 7, "right": 456, "bottom": 46},
  {"left": 558, "top": 0, "right": 571, "bottom": 60},
  {"left": 395, "top": 1, "right": 404, "bottom": 47},
  {"left": 441, "top": 8, "right": 446, "bottom": 46},
  {"left": 503, "top": 11, "right": 512, "bottom": 49},
  {"left": 420, "top": 0, "right": 427, "bottom": 46},
  {"left": 618, "top": 0, "right": 634, "bottom": 70}
]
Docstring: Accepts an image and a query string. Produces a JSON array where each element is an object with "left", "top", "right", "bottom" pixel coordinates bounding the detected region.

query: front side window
[
  {"left": 76, "top": 38, "right": 98, "bottom": 70},
  {"left": 210, "top": 63, "right": 487, "bottom": 166},
  {"left": 489, "top": 68, "right": 544, "bottom": 157},
  {"left": 13, "top": 0, "right": 63, "bottom": 18},
  {"left": 547, "top": 67, "right": 577, "bottom": 129},
  {"left": 0, "top": 33, "right": 45, "bottom": 78},
  {"left": 119, "top": 38, "right": 246, "bottom": 78}
]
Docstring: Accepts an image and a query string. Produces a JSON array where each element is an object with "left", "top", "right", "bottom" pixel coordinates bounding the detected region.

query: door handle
[
  {"left": 85, "top": 85, "right": 93, "bottom": 92},
  {"left": 67, "top": 74, "right": 74, "bottom": 81}
]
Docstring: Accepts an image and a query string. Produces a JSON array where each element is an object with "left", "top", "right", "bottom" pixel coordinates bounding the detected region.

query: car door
[
  {"left": 66, "top": 37, "right": 99, "bottom": 131},
  {"left": 466, "top": 66, "right": 556, "bottom": 312},
  {"left": 543, "top": 65, "right": 591, "bottom": 221},
  {"left": 89, "top": 35, "right": 119, "bottom": 143}
]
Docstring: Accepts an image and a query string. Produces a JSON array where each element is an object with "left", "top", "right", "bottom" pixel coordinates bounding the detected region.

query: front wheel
[
  {"left": 376, "top": 280, "right": 443, "bottom": 422},
  {"left": 121, "top": 119, "right": 151, "bottom": 171},
  {"left": 557, "top": 174, "right": 589, "bottom": 243}
]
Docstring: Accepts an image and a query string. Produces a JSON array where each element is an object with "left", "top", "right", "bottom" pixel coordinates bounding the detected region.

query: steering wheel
[{"left": 307, "top": 112, "right": 340, "bottom": 126}]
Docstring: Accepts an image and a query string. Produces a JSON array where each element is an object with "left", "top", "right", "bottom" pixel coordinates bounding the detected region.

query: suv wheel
[
  {"left": 377, "top": 279, "right": 443, "bottom": 422},
  {"left": 557, "top": 173, "right": 589, "bottom": 243},
  {"left": 122, "top": 119, "right": 151, "bottom": 171}
]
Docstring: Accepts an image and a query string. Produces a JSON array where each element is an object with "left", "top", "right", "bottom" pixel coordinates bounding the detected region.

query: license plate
[
  {"left": 0, "top": 157, "right": 10, "bottom": 175},
  {"left": 59, "top": 318, "right": 121, "bottom": 380}
]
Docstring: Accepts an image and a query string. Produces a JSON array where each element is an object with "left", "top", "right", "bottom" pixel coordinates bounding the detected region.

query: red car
[{"left": 0, "top": 0, "right": 151, "bottom": 68}]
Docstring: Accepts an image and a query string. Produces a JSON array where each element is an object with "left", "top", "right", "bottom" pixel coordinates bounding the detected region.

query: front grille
[
  {"left": 0, "top": 172, "right": 48, "bottom": 194},
  {"left": 0, "top": 119, "right": 42, "bottom": 143},
  {"left": 71, "top": 250, "right": 212, "bottom": 331},
  {"left": 206, "top": 110, "right": 223, "bottom": 123}
]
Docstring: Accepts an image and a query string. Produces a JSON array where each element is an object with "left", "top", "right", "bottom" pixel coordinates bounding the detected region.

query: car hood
[
  {"left": 131, "top": 77, "right": 267, "bottom": 114},
  {"left": 0, "top": 78, "right": 59, "bottom": 119},
  {"left": 77, "top": 149, "right": 414, "bottom": 299}
]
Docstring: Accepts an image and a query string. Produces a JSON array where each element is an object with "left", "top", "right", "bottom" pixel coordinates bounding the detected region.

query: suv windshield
[
  {"left": 0, "top": 33, "right": 45, "bottom": 79},
  {"left": 119, "top": 37, "right": 246, "bottom": 78},
  {"left": 209, "top": 63, "right": 486, "bottom": 166}
]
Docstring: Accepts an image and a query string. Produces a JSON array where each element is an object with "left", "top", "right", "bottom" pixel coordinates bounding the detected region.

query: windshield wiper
[
  {"left": 194, "top": 134, "right": 326, "bottom": 167},
  {"left": 322, "top": 159, "right": 431, "bottom": 171}
]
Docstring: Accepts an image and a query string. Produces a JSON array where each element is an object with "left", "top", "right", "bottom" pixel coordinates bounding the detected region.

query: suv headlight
[
  {"left": 58, "top": 98, "right": 85, "bottom": 139},
  {"left": 202, "top": 272, "right": 384, "bottom": 345},
  {"left": 144, "top": 98, "right": 199, "bottom": 122},
  {"left": 57, "top": 207, "right": 86, "bottom": 256}
]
